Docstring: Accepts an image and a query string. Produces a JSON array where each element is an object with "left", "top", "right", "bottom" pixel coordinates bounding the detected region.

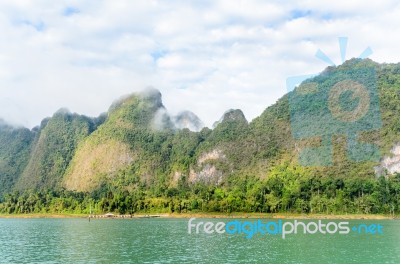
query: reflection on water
[{"left": 0, "top": 218, "right": 399, "bottom": 263}]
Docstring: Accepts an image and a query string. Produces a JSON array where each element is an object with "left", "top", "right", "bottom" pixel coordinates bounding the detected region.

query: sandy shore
[{"left": 0, "top": 212, "right": 398, "bottom": 220}]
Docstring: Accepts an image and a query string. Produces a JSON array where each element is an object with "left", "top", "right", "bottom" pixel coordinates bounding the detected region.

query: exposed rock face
[
  {"left": 189, "top": 165, "right": 223, "bottom": 185},
  {"left": 375, "top": 144, "right": 400, "bottom": 176},
  {"left": 198, "top": 149, "right": 226, "bottom": 164},
  {"left": 189, "top": 149, "right": 226, "bottom": 185},
  {"left": 173, "top": 111, "right": 204, "bottom": 132}
]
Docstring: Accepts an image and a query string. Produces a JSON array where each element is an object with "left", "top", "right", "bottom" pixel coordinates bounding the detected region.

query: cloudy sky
[{"left": 1, "top": 0, "right": 400, "bottom": 128}]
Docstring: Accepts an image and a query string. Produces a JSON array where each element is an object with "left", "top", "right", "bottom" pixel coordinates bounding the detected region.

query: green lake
[{"left": 0, "top": 218, "right": 399, "bottom": 263}]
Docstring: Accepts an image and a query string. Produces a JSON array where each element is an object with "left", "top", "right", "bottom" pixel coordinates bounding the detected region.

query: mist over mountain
[{"left": 173, "top": 111, "right": 205, "bottom": 132}]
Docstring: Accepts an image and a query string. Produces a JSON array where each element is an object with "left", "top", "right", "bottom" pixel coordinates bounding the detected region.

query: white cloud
[{"left": 0, "top": 0, "right": 400, "bottom": 128}]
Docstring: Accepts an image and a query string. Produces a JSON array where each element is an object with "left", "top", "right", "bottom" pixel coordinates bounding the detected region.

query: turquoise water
[{"left": 0, "top": 218, "right": 399, "bottom": 263}]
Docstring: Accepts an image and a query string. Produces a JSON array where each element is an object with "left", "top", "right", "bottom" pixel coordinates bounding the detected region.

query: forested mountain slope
[{"left": 1, "top": 59, "right": 400, "bottom": 215}]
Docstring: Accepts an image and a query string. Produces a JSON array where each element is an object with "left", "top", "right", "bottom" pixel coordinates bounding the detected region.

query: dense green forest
[
  {"left": 1, "top": 58, "right": 400, "bottom": 215},
  {"left": 1, "top": 169, "right": 399, "bottom": 215}
]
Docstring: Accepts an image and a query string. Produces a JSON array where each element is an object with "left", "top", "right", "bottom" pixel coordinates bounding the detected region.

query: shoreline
[
  {"left": 158, "top": 212, "right": 398, "bottom": 220},
  {"left": 0, "top": 213, "right": 86, "bottom": 219},
  {"left": 0, "top": 212, "right": 398, "bottom": 220}
]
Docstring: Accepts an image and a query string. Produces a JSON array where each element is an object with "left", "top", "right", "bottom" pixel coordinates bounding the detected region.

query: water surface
[{"left": 0, "top": 218, "right": 399, "bottom": 263}]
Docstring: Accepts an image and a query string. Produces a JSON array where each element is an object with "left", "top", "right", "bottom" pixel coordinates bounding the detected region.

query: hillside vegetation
[{"left": 1, "top": 59, "right": 400, "bottom": 215}]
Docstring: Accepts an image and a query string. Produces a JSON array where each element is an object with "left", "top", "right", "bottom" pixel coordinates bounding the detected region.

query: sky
[{"left": 1, "top": 0, "right": 400, "bottom": 128}]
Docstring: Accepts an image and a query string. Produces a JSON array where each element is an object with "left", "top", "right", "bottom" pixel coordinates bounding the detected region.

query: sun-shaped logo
[
  {"left": 315, "top": 37, "right": 373, "bottom": 66},
  {"left": 286, "top": 37, "right": 382, "bottom": 166}
]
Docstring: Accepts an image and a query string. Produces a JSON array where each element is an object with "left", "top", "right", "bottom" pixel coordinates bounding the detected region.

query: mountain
[
  {"left": 0, "top": 121, "right": 35, "bottom": 195},
  {"left": 173, "top": 111, "right": 204, "bottom": 132},
  {"left": 14, "top": 109, "right": 102, "bottom": 191},
  {"left": 62, "top": 90, "right": 156, "bottom": 190},
  {"left": 1, "top": 59, "right": 400, "bottom": 215}
]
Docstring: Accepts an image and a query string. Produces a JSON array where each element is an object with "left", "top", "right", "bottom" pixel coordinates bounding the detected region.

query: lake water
[{"left": 0, "top": 218, "right": 399, "bottom": 263}]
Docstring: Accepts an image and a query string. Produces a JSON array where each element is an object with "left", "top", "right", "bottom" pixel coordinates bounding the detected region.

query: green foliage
[
  {"left": 15, "top": 111, "right": 99, "bottom": 190},
  {"left": 0, "top": 123, "right": 35, "bottom": 195},
  {"left": 1, "top": 171, "right": 399, "bottom": 215},
  {"left": 2, "top": 60, "right": 400, "bottom": 215}
]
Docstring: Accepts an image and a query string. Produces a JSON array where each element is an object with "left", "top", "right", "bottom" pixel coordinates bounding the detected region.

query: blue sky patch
[
  {"left": 290, "top": 10, "right": 312, "bottom": 20},
  {"left": 21, "top": 20, "right": 45, "bottom": 31},
  {"left": 151, "top": 50, "right": 168, "bottom": 61},
  {"left": 63, "top": 6, "right": 80, "bottom": 16}
]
